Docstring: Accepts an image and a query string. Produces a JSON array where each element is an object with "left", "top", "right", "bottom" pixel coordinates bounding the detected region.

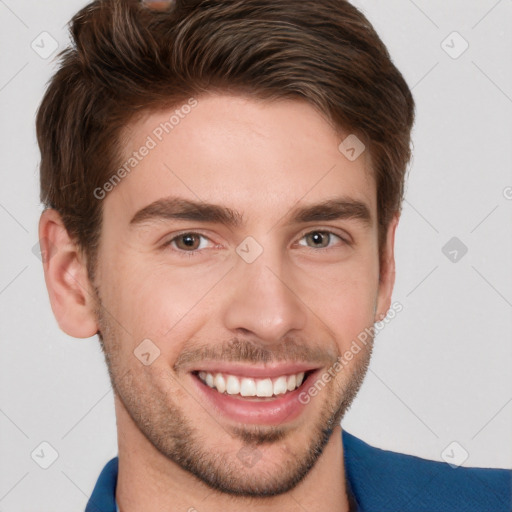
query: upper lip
[{"left": 190, "top": 362, "right": 320, "bottom": 379}]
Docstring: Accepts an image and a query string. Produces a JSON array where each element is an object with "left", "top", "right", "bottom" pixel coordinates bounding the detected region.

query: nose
[{"left": 221, "top": 247, "right": 307, "bottom": 343}]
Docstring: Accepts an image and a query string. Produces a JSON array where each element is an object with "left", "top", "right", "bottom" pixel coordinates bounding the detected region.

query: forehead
[{"left": 109, "top": 93, "right": 376, "bottom": 225}]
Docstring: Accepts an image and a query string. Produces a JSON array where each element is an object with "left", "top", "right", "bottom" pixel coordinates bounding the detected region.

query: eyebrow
[
  {"left": 129, "top": 197, "right": 244, "bottom": 228},
  {"left": 129, "top": 196, "right": 372, "bottom": 229}
]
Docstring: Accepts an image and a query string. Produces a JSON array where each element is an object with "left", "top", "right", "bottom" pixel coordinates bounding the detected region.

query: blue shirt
[{"left": 85, "top": 430, "right": 511, "bottom": 511}]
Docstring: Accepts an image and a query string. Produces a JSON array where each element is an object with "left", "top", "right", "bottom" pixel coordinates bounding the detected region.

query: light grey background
[{"left": 1, "top": 0, "right": 511, "bottom": 510}]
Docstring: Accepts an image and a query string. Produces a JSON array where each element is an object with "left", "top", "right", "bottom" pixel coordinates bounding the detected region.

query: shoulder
[{"left": 342, "top": 429, "right": 512, "bottom": 512}]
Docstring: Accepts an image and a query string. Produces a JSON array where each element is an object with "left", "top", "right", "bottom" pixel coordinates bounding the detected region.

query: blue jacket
[{"left": 85, "top": 430, "right": 511, "bottom": 511}]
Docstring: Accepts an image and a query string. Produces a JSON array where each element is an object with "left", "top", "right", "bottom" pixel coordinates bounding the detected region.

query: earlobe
[
  {"left": 374, "top": 213, "right": 399, "bottom": 323},
  {"left": 38, "top": 209, "right": 99, "bottom": 338}
]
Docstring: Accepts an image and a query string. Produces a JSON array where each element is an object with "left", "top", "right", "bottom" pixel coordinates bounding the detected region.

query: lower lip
[{"left": 190, "top": 370, "right": 320, "bottom": 425}]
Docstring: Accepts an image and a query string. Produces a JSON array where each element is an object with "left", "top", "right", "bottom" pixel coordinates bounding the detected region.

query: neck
[{"left": 115, "top": 398, "right": 350, "bottom": 512}]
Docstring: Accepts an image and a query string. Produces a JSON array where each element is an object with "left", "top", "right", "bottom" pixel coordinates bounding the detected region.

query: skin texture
[{"left": 39, "top": 93, "right": 398, "bottom": 512}]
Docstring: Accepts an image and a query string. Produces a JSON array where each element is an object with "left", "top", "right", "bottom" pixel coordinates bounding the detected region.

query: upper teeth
[{"left": 198, "top": 371, "right": 306, "bottom": 397}]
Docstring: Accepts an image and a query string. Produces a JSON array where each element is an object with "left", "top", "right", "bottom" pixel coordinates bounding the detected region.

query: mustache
[{"left": 173, "top": 337, "right": 339, "bottom": 372}]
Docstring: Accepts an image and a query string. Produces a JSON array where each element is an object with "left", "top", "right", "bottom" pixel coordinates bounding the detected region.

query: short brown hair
[{"left": 36, "top": 0, "right": 415, "bottom": 280}]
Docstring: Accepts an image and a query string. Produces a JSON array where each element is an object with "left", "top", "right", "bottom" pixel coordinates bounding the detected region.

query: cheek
[
  {"left": 101, "top": 258, "right": 219, "bottom": 358},
  {"left": 294, "top": 258, "right": 379, "bottom": 346}
]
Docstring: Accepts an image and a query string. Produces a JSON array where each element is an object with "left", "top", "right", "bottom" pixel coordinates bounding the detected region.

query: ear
[
  {"left": 374, "top": 212, "right": 399, "bottom": 322},
  {"left": 38, "top": 208, "right": 99, "bottom": 338}
]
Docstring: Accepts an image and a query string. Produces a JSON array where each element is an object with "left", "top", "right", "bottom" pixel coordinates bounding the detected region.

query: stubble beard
[{"left": 92, "top": 285, "right": 374, "bottom": 497}]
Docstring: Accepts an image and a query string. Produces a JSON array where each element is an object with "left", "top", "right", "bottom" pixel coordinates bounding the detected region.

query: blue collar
[{"left": 86, "top": 429, "right": 512, "bottom": 512}]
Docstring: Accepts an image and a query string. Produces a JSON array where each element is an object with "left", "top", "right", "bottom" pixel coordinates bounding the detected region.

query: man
[{"left": 36, "top": 0, "right": 511, "bottom": 510}]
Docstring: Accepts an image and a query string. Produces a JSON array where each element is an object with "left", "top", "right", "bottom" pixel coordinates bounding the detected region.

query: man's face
[{"left": 91, "top": 94, "right": 394, "bottom": 496}]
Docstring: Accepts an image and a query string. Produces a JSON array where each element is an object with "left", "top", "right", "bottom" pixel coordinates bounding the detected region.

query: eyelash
[{"left": 162, "top": 229, "right": 350, "bottom": 257}]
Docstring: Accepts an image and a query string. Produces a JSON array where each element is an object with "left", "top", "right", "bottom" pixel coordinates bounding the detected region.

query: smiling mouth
[{"left": 192, "top": 369, "right": 316, "bottom": 400}]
